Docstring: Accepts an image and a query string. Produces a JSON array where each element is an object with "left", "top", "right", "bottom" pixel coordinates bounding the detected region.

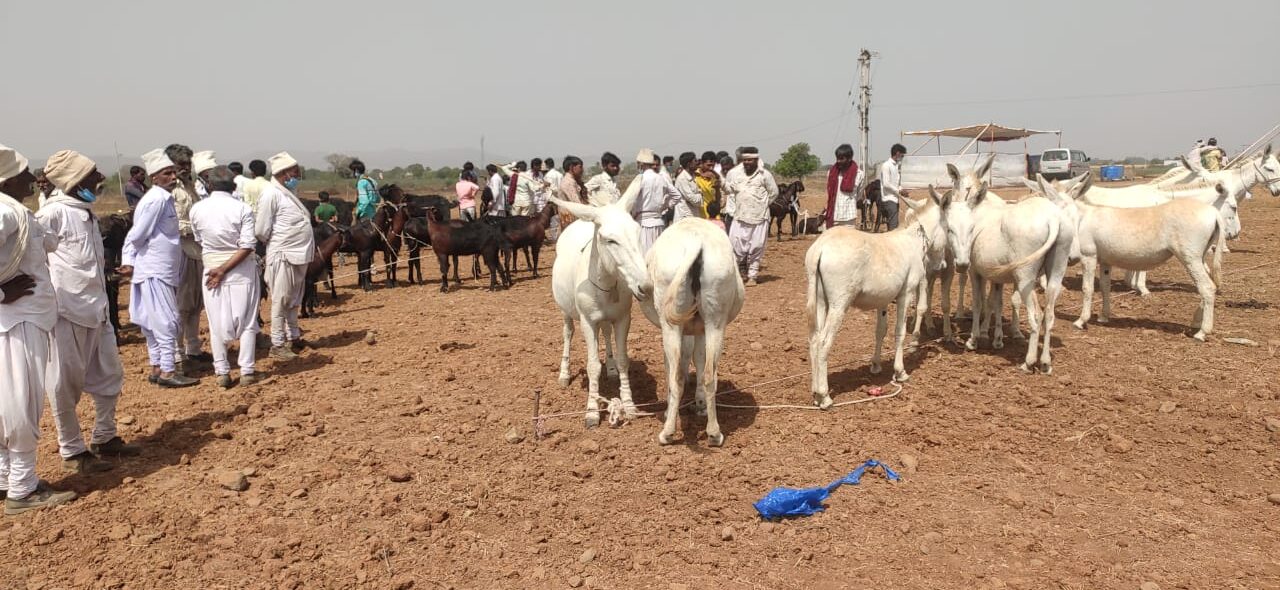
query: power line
[{"left": 879, "top": 81, "right": 1280, "bottom": 109}]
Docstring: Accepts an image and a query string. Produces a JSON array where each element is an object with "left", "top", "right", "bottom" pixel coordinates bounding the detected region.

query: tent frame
[{"left": 900, "top": 123, "right": 1062, "bottom": 157}]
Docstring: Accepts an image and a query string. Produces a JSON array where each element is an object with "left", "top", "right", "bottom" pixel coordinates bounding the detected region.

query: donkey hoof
[
  {"left": 814, "top": 394, "right": 833, "bottom": 410},
  {"left": 1040, "top": 363, "right": 1053, "bottom": 375},
  {"left": 893, "top": 371, "right": 910, "bottom": 383},
  {"left": 1017, "top": 363, "right": 1034, "bottom": 374},
  {"left": 657, "top": 431, "right": 675, "bottom": 445},
  {"left": 869, "top": 362, "right": 882, "bottom": 375},
  {"left": 558, "top": 375, "right": 571, "bottom": 387},
  {"left": 965, "top": 340, "right": 978, "bottom": 351},
  {"left": 623, "top": 402, "right": 639, "bottom": 420},
  {"left": 992, "top": 338, "right": 1004, "bottom": 350},
  {"left": 1012, "top": 332, "right": 1026, "bottom": 342},
  {"left": 943, "top": 335, "right": 956, "bottom": 345},
  {"left": 707, "top": 432, "right": 725, "bottom": 447},
  {"left": 1192, "top": 331, "right": 1207, "bottom": 342},
  {"left": 1096, "top": 316, "right": 1110, "bottom": 324},
  {"left": 584, "top": 412, "right": 601, "bottom": 429},
  {"left": 1071, "top": 320, "right": 1086, "bottom": 330}
]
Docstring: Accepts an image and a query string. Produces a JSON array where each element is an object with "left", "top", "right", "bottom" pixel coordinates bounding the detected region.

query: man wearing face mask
[
  {"left": 1, "top": 143, "right": 79, "bottom": 514},
  {"left": 255, "top": 152, "right": 315, "bottom": 361},
  {"left": 121, "top": 149, "right": 198, "bottom": 388},
  {"left": 191, "top": 151, "right": 217, "bottom": 197},
  {"left": 36, "top": 150, "right": 138, "bottom": 474},
  {"left": 165, "top": 144, "right": 211, "bottom": 371}
]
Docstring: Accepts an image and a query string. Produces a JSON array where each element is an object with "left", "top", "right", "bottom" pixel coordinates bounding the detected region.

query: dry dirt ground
[{"left": 3, "top": 185, "right": 1279, "bottom": 590}]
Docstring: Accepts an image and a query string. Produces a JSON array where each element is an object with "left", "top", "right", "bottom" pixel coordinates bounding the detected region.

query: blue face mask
[
  {"left": 284, "top": 177, "right": 300, "bottom": 191},
  {"left": 75, "top": 187, "right": 98, "bottom": 203}
]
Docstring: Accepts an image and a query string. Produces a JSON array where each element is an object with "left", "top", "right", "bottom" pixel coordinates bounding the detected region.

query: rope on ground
[{"left": 531, "top": 353, "right": 908, "bottom": 437}]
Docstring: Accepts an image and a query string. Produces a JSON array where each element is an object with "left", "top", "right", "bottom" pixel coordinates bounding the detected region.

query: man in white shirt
[
  {"left": 878, "top": 143, "right": 908, "bottom": 231},
  {"left": 826, "top": 143, "right": 865, "bottom": 228},
  {"left": 719, "top": 154, "right": 738, "bottom": 229},
  {"left": 725, "top": 147, "right": 778, "bottom": 286},
  {"left": 632, "top": 148, "right": 683, "bottom": 254},
  {"left": 487, "top": 164, "right": 509, "bottom": 217},
  {"left": 671, "top": 152, "right": 706, "bottom": 223},
  {"left": 542, "top": 158, "right": 564, "bottom": 239},
  {"left": 122, "top": 149, "right": 199, "bottom": 388},
  {"left": 37, "top": 150, "right": 137, "bottom": 474},
  {"left": 0, "top": 142, "right": 78, "bottom": 514},
  {"left": 660, "top": 155, "right": 674, "bottom": 183},
  {"left": 255, "top": 152, "right": 315, "bottom": 361},
  {"left": 229, "top": 161, "right": 248, "bottom": 197},
  {"left": 1185, "top": 140, "right": 1205, "bottom": 172},
  {"left": 191, "top": 166, "right": 260, "bottom": 388},
  {"left": 511, "top": 161, "right": 544, "bottom": 217},
  {"left": 584, "top": 152, "right": 622, "bottom": 206}
]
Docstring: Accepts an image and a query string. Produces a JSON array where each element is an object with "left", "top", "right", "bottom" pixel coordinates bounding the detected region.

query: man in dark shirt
[{"left": 124, "top": 165, "right": 147, "bottom": 209}]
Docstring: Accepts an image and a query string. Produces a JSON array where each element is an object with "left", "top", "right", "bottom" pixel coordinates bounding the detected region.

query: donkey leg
[
  {"left": 814, "top": 298, "right": 851, "bottom": 409},
  {"left": 612, "top": 315, "right": 636, "bottom": 419},
  {"left": 581, "top": 318, "right": 603, "bottom": 429},
  {"left": 1074, "top": 257, "right": 1097, "bottom": 330},
  {"left": 966, "top": 274, "right": 985, "bottom": 351},
  {"left": 601, "top": 322, "right": 618, "bottom": 379},
  {"left": 1040, "top": 277, "right": 1063, "bottom": 374},
  {"left": 872, "top": 309, "right": 888, "bottom": 374},
  {"left": 940, "top": 265, "right": 955, "bottom": 344},
  {"left": 657, "top": 325, "right": 685, "bottom": 445},
  {"left": 701, "top": 330, "right": 725, "bottom": 447},
  {"left": 991, "top": 283, "right": 1005, "bottom": 350},
  {"left": 1182, "top": 255, "right": 1216, "bottom": 341},
  {"left": 893, "top": 290, "right": 912, "bottom": 382},
  {"left": 1098, "top": 263, "right": 1114, "bottom": 323},
  {"left": 1017, "top": 279, "right": 1040, "bottom": 374},
  {"left": 558, "top": 315, "right": 575, "bottom": 387}
]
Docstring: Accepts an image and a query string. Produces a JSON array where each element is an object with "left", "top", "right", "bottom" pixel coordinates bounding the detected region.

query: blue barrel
[{"left": 1100, "top": 165, "right": 1124, "bottom": 181}]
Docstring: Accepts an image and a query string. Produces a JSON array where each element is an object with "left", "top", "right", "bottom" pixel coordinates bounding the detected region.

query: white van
[{"left": 1039, "top": 148, "right": 1090, "bottom": 180}]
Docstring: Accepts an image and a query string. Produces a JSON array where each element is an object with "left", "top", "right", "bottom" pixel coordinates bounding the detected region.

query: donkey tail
[
  {"left": 806, "top": 251, "right": 824, "bottom": 334},
  {"left": 988, "top": 218, "right": 1060, "bottom": 277},
  {"left": 661, "top": 244, "right": 702, "bottom": 326}
]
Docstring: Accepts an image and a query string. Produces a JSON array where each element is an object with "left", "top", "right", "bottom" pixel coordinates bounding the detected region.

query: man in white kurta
[
  {"left": 37, "top": 150, "right": 137, "bottom": 473},
  {"left": 166, "top": 144, "right": 210, "bottom": 367},
  {"left": 631, "top": 149, "right": 682, "bottom": 254},
  {"left": 511, "top": 162, "right": 542, "bottom": 217},
  {"left": 0, "top": 143, "right": 77, "bottom": 513},
  {"left": 726, "top": 148, "right": 778, "bottom": 286},
  {"left": 671, "top": 152, "right": 706, "bottom": 223},
  {"left": 255, "top": 152, "right": 315, "bottom": 360},
  {"left": 190, "top": 166, "right": 260, "bottom": 387},
  {"left": 123, "top": 149, "right": 198, "bottom": 387},
  {"left": 878, "top": 144, "right": 907, "bottom": 231}
]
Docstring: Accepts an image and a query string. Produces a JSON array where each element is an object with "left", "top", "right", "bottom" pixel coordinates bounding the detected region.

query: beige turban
[
  {"left": 142, "top": 148, "right": 176, "bottom": 176},
  {"left": 635, "top": 148, "right": 657, "bottom": 164},
  {"left": 192, "top": 150, "right": 217, "bottom": 174},
  {"left": 43, "top": 150, "right": 98, "bottom": 193},
  {"left": 268, "top": 152, "right": 299, "bottom": 176},
  {"left": 0, "top": 143, "right": 30, "bottom": 183}
]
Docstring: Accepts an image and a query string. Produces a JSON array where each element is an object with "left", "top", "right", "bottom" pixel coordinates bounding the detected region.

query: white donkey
[
  {"left": 550, "top": 179, "right": 652, "bottom": 427},
  {"left": 1063, "top": 179, "right": 1228, "bottom": 341},
  {"left": 966, "top": 175, "right": 1076, "bottom": 374},
  {"left": 807, "top": 187, "right": 967, "bottom": 408},
  {"left": 638, "top": 218, "right": 744, "bottom": 446}
]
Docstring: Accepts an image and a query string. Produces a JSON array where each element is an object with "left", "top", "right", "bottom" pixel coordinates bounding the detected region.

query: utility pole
[
  {"left": 856, "top": 49, "right": 875, "bottom": 168},
  {"left": 480, "top": 134, "right": 486, "bottom": 166}
]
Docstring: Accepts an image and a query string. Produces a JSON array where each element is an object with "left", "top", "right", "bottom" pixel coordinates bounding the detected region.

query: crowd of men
[
  {"left": 0, "top": 137, "right": 907, "bottom": 515},
  {"left": 0, "top": 142, "right": 314, "bottom": 514}
]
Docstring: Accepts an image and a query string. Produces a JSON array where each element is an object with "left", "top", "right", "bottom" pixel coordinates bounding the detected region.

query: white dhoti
[
  {"left": 266, "top": 257, "right": 306, "bottom": 347},
  {"left": 46, "top": 318, "right": 124, "bottom": 459},
  {"left": 729, "top": 220, "right": 768, "bottom": 280},
  {"left": 177, "top": 256, "right": 204, "bottom": 359},
  {"left": 640, "top": 225, "right": 664, "bottom": 255},
  {"left": 130, "top": 278, "right": 180, "bottom": 373},
  {"left": 0, "top": 323, "right": 52, "bottom": 498},
  {"left": 203, "top": 261, "right": 261, "bottom": 375}
]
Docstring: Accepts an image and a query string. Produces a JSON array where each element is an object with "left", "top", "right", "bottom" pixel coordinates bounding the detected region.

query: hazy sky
[{"left": 4, "top": 0, "right": 1278, "bottom": 168}]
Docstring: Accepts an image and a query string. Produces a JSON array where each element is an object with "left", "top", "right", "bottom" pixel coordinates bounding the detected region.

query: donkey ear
[
  {"left": 614, "top": 176, "right": 643, "bottom": 212},
  {"left": 976, "top": 153, "right": 996, "bottom": 179},
  {"left": 901, "top": 196, "right": 927, "bottom": 211},
  {"left": 548, "top": 197, "right": 598, "bottom": 223},
  {"left": 946, "top": 163, "right": 962, "bottom": 187},
  {"left": 972, "top": 182, "right": 989, "bottom": 205},
  {"left": 1022, "top": 177, "right": 1041, "bottom": 192},
  {"left": 1265, "top": 144, "right": 1273, "bottom": 158},
  {"left": 927, "top": 184, "right": 948, "bottom": 208},
  {"left": 1178, "top": 155, "right": 1194, "bottom": 171}
]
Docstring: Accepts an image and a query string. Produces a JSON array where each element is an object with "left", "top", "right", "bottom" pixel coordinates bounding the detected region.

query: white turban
[
  {"left": 635, "top": 148, "right": 657, "bottom": 164},
  {"left": 192, "top": 150, "right": 217, "bottom": 174},
  {"left": 740, "top": 148, "right": 761, "bottom": 160},
  {"left": 43, "top": 150, "right": 98, "bottom": 193},
  {"left": 268, "top": 152, "right": 299, "bottom": 176},
  {"left": 0, "top": 143, "right": 30, "bottom": 183},
  {"left": 142, "top": 148, "right": 176, "bottom": 176}
]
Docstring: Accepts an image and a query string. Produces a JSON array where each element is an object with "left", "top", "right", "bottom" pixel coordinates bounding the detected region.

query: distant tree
[
  {"left": 434, "top": 166, "right": 459, "bottom": 180},
  {"left": 406, "top": 163, "right": 426, "bottom": 178},
  {"left": 586, "top": 164, "right": 603, "bottom": 176},
  {"left": 386, "top": 166, "right": 405, "bottom": 179},
  {"left": 325, "top": 153, "right": 356, "bottom": 178},
  {"left": 772, "top": 143, "right": 820, "bottom": 179}
]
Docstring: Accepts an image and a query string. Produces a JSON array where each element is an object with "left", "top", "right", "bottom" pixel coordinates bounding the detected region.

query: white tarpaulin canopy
[
  {"left": 899, "top": 154, "right": 1029, "bottom": 189},
  {"left": 903, "top": 123, "right": 1061, "bottom": 142}
]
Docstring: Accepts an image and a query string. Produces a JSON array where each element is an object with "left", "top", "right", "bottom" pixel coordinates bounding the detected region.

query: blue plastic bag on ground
[{"left": 753, "top": 459, "right": 899, "bottom": 519}]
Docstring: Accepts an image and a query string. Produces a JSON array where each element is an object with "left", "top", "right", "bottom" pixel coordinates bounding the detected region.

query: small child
[
  {"left": 313, "top": 191, "right": 338, "bottom": 224},
  {"left": 706, "top": 200, "right": 726, "bottom": 232}
]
